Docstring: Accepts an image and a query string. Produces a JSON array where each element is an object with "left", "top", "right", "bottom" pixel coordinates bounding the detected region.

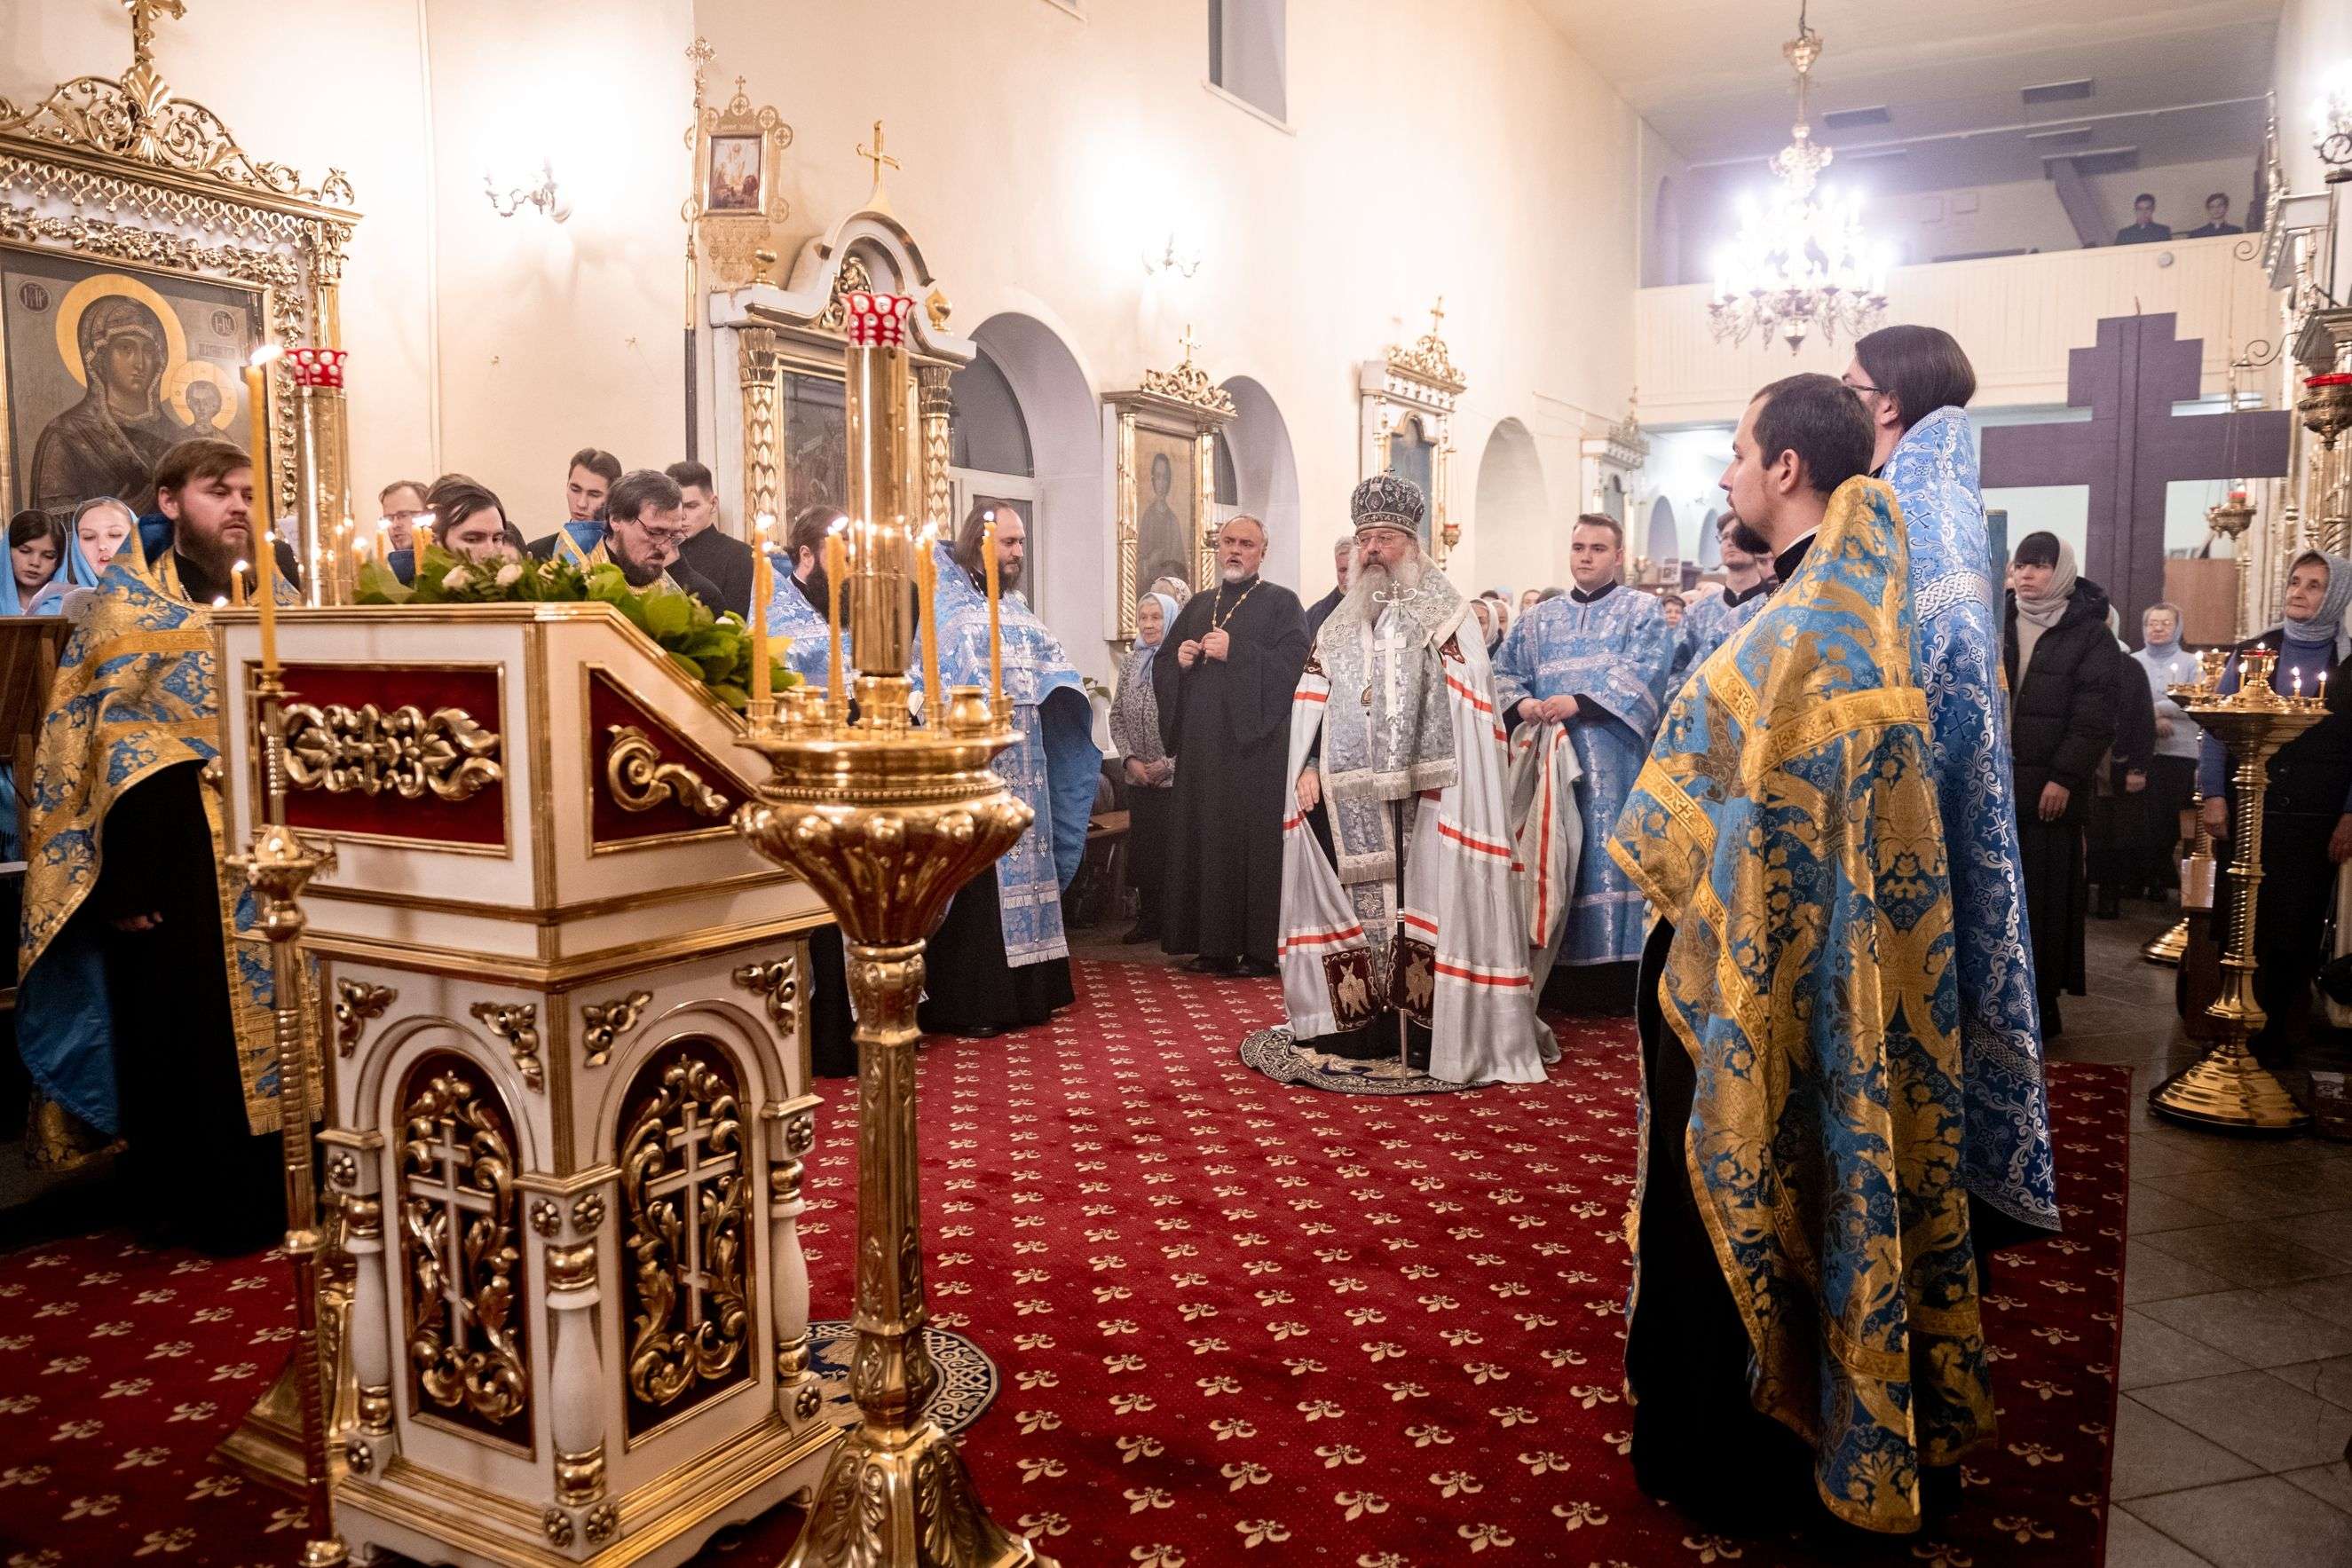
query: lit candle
[
  {"left": 825, "top": 520, "right": 848, "bottom": 723},
  {"left": 751, "top": 512, "right": 775, "bottom": 710},
  {"left": 241, "top": 346, "right": 282, "bottom": 672},
  {"left": 416, "top": 511, "right": 437, "bottom": 557},
  {"left": 2322, "top": 667, "right": 2331, "bottom": 704},
  {"left": 983, "top": 510, "right": 1003, "bottom": 716},
  {"left": 375, "top": 519, "right": 391, "bottom": 562},
  {"left": 231, "top": 559, "right": 249, "bottom": 607},
  {"left": 917, "top": 524, "right": 942, "bottom": 718},
  {"left": 2296, "top": 666, "right": 2305, "bottom": 697},
  {"left": 340, "top": 516, "right": 357, "bottom": 605}
]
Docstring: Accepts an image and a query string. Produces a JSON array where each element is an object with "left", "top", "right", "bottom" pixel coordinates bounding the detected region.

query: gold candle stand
[
  {"left": 2143, "top": 650, "right": 2230, "bottom": 965},
  {"left": 226, "top": 670, "right": 348, "bottom": 1564},
  {"left": 735, "top": 292, "right": 1052, "bottom": 1567},
  {"left": 2150, "top": 647, "right": 2321, "bottom": 1132}
]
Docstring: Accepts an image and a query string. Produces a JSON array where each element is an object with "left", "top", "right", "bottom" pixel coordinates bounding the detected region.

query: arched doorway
[
  {"left": 967, "top": 311, "right": 1103, "bottom": 669},
  {"left": 1696, "top": 507, "right": 1722, "bottom": 569},
  {"left": 1217, "top": 375, "right": 1303, "bottom": 590},
  {"left": 1472, "top": 418, "right": 1548, "bottom": 593},
  {"left": 949, "top": 346, "right": 1036, "bottom": 587},
  {"left": 1646, "top": 496, "right": 1678, "bottom": 573}
]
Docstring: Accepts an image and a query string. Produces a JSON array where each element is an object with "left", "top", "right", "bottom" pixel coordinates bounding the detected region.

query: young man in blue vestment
[
  {"left": 1669, "top": 512, "right": 1772, "bottom": 689},
  {"left": 1490, "top": 514, "right": 1674, "bottom": 1011}
]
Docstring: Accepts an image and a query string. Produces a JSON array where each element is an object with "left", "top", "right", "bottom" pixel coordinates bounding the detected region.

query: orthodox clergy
[
  {"left": 1156, "top": 514, "right": 1309, "bottom": 976},
  {"left": 763, "top": 502, "right": 839, "bottom": 687},
  {"left": 916, "top": 505, "right": 1101, "bottom": 1036},
  {"left": 17, "top": 437, "right": 302, "bottom": 1253},
  {"left": 1280, "top": 477, "right": 1551, "bottom": 1082},
  {"left": 1611, "top": 374, "right": 1992, "bottom": 1536},
  {"left": 1854, "top": 324, "right": 2060, "bottom": 1241},
  {"left": 1491, "top": 514, "right": 1675, "bottom": 999},
  {"left": 527, "top": 469, "right": 726, "bottom": 606},
  {"left": 1669, "top": 512, "right": 1772, "bottom": 685}
]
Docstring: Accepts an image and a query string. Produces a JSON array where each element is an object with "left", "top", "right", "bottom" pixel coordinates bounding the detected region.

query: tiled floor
[{"left": 2069, "top": 909, "right": 2352, "bottom": 1567}]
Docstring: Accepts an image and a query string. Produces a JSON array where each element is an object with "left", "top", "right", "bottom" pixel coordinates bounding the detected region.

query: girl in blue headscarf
[
  {"left": 1108, "top": 592, "right": 1180, "bottom": 943},
  {"left": 0, "top": 509, "right": 66, "bottom": 860},
  {"left": 27, "top": 496, "right": 135, "bottom": 615}
]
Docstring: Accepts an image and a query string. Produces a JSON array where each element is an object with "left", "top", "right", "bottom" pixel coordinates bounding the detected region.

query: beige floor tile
[
  {"left": 2122, "top": 1476, "right": 2352, "bottom": 1568},
  {"left": 2263, "top": 1273, "right": 2352, "bottom": 1331},
  {"left": 2144, "top": 1167, "right": 2344, "bottom": 1222},
  {"left": 2125, "top": 1241, "right": 2237, "bottom": 1305},
  {"left": 2282, "top": 1460, "right": 2352, "bottom": 1515},
  {"left": 2138, "top": 1290, "right": 2352, "bottom": 1368},
  {"left": 2104, "top": 1507, "right": 2217, "bottom": 1567},
  {"left": 2137, "top": 1223, "right": 2352, "bottom": 1290},
  {"left": 2132, "top": 1369, "right": 2352, "bottom": 1470},
  {"left": 2251, "top": 1208, "right": 2352, "bottom": 1265},
  {"left": 2130, "top": 1184, "right": 2230, "bottom": 1236},
  {"left": 2120, "top": 1310, "right": 2253, "bottom": 1391},
  {"left": 2268, "top": 1355, "right": 2352, "bottom": 1411},
  {"left": 2110, "top": 1396, "right": 2264, "bottom": 1500}
]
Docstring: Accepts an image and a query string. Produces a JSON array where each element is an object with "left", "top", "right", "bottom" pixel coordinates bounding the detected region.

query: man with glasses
[
  {"left": 574, "top": 469, "right": 725, "bottom": 604},
  {"left": 377, "top": 478, "right": 428, "bottom": 585}
]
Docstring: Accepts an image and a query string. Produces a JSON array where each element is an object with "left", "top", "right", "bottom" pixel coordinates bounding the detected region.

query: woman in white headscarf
[
  {"left": 1109, "top": 592, "right": 1180, "bottom": 943},
  {"left": 2002, "top": 532, "right": 2118, "bottom": 1035},
  {"left": 2198, "top": 549, "right": 2352, "bottom": 1060}
]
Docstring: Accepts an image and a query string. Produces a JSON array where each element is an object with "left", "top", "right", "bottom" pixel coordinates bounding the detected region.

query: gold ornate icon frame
[
  {"left": 0, "top": 1, "right": 359, "bottom": 551},
  {"left": 1108, "top": 330, "right": 1235, "bottom": 641},
  {"left": 693, "top": 77, "right": 793, "bottom": 290}
]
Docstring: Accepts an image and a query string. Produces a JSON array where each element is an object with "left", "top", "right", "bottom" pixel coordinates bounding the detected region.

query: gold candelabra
[
  {"left": 2150, "top": 647, "right": 2322, "bottom": 1132},
  {"left": 733, "top": 293, "right": 1050, "bottom": 1567},
  {"left": 226, "top": 669, "right": 347, "bottom": 1565},
  {"left": 2143, "top": 649, "right": 2230, "bottom": 965}
]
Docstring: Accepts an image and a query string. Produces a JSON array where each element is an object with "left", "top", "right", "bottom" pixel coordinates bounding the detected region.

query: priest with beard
[
  {"left": 914, "top": 505, "right": 1101, "bottom": 1037},
  {"left": 529, "top": 469, "right": 726, "bottom": 607},
  {"left": 17, "top": 437, "right": 302, "bottom": 1252},
  {"left": 1280, "top": 476, "right": 1551, "bottom": 1083},
  {"left": 1155, "top": 514, "right": 1308, "bottom": 976}
]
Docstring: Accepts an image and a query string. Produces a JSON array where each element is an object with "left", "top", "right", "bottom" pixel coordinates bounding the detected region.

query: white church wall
[
  {"left": 1, "top": 0, "right": 440, "bottom": 515},
  {"left": 1846, "top": 154, "right": 2261, "bottom": 268},
  {"left": 2277, "top": 0, "right": 2352, "bottom": 296}
]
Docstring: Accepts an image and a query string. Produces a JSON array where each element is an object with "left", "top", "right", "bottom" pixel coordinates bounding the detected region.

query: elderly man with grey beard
[
  {"left": 1155, "top": 514, "right": 1309, "bottom": 976},
  {"left": 1279, "top": 475, "right": 1551, "bottom": 1083}
]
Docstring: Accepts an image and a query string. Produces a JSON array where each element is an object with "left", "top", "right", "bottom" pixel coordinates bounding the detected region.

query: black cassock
[{"left": 1153, "top": 577, "right": 1307, "bottom": 965}]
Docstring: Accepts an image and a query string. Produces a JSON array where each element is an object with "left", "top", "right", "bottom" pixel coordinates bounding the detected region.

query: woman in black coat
[{"left": 2003, "top": 532, "right": 2119, "bottom": 1035}]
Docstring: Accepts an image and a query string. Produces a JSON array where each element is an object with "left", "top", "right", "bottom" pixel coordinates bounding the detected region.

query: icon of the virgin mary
[{"left": 29, "top": 292, "right": 191, "bottom": 516}]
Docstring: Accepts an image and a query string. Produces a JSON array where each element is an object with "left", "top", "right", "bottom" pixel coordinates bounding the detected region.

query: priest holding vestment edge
[
  {"left": 1279, "top": 476, "right": 1551, "bottom": 1083},
  {"left": 1610, "top": 375, "right": 1992, "bottom": 1537}
]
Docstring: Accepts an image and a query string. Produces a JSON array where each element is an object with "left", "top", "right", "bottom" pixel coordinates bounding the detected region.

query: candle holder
[
  {"left": 225, "top": 669, "right": 347, "bottom": 1565},
  {"left": 2151, "top": 647, "right": 2322, "bottom": 1132},
  {"left": 2143, "top": 650, "right": 2230, "bottom": 965},
  {"left": 734, "top": 293, "right": 1049, "bottom": 1567},
  {"left": 286, "top": 349, "right": 351, "bottom": 606}
]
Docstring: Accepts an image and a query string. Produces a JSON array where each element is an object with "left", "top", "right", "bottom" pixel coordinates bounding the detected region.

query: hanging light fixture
[{"left": 1708, "top": 3, "right": 1890, "bottom": 353}]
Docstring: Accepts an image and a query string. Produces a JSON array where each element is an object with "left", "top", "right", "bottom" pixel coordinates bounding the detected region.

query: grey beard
[
  {"left": 1328, "top": 554, "right": 1421, "bottom": 640},
  {"left": 1219, "top": 562, "right": 1251, "bottom": 583}
]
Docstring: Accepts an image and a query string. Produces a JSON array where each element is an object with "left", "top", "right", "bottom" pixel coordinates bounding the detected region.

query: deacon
[
  {"left": 763, "top": 502, "right": 839, "bottom": 687},
  {"left": 1669, "top": 512, "right": 1772, "bottom": 685},
  {"left": 1280, "top": 477, "right": 1551, "bottom": 1082},
  {"left": 17, "top": 437, "right": 303, "bottom": 1254},
  {"left": 1611, "top": 374, "right": 1993, "bottom": 1536},
  {"left": 1491, "top": 513, "right": 1674, "bottom": 1000},
  {"left": 1155, "top": 514, "right": 1309, "bottom": 976},
  {"left": 916, "top": 505, "right": 1101, "bottom": 1037}
]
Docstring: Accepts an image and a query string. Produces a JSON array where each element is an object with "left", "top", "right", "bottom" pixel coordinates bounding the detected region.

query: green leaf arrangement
[{"left": 356, "top": 547, "right": 796, "bottom": 712}]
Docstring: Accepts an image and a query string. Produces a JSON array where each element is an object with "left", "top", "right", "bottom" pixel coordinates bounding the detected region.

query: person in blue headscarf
[
  {"left": 26, "top": 496, "right": 133, "bottom": 615},
  {"left": 912, "top": 503, "right": 1101, "bottom": 1037},
  {"left": 1108, "top": 591, "right": 1179, "bottom": 944},
  {"left": 3, "top": 509, "right": 64, "bottom": 619},
  {"left": 1851, "top": 323, "right": 2060, "bottom": 1249},
  {"left": 1612, "top": 373, "right": 1993, "bottom": 1539},
  {"left": 2198, "top": 548, "right": 2352, "bottom": 1060}
]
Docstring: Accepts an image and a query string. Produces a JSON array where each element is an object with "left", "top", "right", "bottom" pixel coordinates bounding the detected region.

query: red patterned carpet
[{"left": 0, "top": 959, "right": 2128, "bottom": 1567}]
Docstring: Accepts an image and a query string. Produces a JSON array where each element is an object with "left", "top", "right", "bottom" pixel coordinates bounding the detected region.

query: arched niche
[
  {"left": 1697, "top": 506, "right": 1723, "bottom": 569},
  {"left": 1472, "top": 418, "right": 1548, "bottom": 589},
  {"left": 968, "top": 311, "right": 1104, "bottom": 660},
  {"left": 1646, "top": 496, "right": 1679, "bottom": 571},
  {"left": 1218, "top": 375, "right": 1303, "bottom": 591},
  {"left": 1646, "top": 175, "right": 1684, "bottom": 289}
]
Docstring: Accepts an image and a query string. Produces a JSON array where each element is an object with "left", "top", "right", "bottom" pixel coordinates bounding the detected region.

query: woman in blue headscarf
[
  {"left": 27, "top": 496, "right": 136, "bottom": 614},
  {"left": 1108, "top": 591, "right": 1179, "bottom": 943},
  {"left": 0, "top": 509, "right": 66, "bottom": 860},
  {"left": 2198, "top": 548, "right": 2352, "bottom": 1060}
]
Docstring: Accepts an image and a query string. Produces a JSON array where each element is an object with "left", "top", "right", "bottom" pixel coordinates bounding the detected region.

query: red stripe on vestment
[
  {"left": 1445, "top": 674, "right": 1495, "bottom": 714},
  {"left": 1434, "top": 961, "right": 1532, "bottom": 989},
  {"left": 1438, "top": 819, "right": 1513, "bottom": 861},
  {"left": 1297, "top": 689, "right": 1328, "bottom": 704},
  {"left": 1401, "top": 911, "right": 1439, "bottom": 936}
]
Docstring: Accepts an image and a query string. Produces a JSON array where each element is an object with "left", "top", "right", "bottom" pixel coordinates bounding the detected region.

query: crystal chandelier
[{"left": 1708, "top": 4, "right": 1890, "bottom": 353}]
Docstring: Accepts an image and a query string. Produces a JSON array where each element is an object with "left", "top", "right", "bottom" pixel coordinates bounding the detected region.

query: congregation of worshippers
[{"left": 9, "top": 319, "right": 2350, "bottom": 1541}]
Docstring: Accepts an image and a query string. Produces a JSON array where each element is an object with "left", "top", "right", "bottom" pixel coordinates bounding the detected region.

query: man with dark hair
[
  {"left": 762, "top": 502, "right": 840, "bottom": 688},
  {"left": 666, "top": 459, "right": 754, "bottom": 615},
  {"left": 2115, "top": 193, "right": 2171, "bottom": 246},
  {"left": 1493, "top": 512, "right": 1676, "bottom": 1007},
  {"left": 1740, "top": 374, "right": 1876, "bottom": 583},
  {"left": 16, "top": 437, "right": 304, "bottom": 1251},
  {"left": 1672, "top": 510, "right": 1772, "bottom": 685},
  {"left": 595, "top": 469, "right": 725, "bottom": 603},
  {"left": 2185, "top": 192, "right": 2242, "bottom": 237},
  {"left": 525, "top": 446, "right": 622, "bottom": 563}
]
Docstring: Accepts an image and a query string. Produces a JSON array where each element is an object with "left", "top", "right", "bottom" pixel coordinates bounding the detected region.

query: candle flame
[
  {"left": 248, "top": 343, "right": 285, "bottom": 369},
  {"left": 213, "top": 595, "right": 229, "bottom": 608},
  {"left": 233, "top": 558, "right": 249, "bottom": 575}
]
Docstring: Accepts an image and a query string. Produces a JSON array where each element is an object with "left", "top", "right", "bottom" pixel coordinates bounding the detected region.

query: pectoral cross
[{"left": 1371, "top": 616, "right": 1409, "bottom": 716}]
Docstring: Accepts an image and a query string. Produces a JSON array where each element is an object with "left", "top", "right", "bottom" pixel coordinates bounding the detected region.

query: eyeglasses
[
  {"left": 1842, "top": 376, "right": 1884, "bottom": 398},
  {"left": 385, "top": 508, "right": 422, "bottom": 523},
  {"left": 616, "top": 518, "right": 686, "bottom": 544}
]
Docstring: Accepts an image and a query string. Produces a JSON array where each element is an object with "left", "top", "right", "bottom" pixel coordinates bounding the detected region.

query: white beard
[{"left": 1219, "top": 561, "right": 1252, "bottom": 583}]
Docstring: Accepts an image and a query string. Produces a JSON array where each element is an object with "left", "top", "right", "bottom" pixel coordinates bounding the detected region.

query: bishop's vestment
[
  {"left": 1279, "top": 571, "right": 1551, "bottom": 1083},
  {"left": 1490, "top": 582, "right": 1674, "bottom": 969}
]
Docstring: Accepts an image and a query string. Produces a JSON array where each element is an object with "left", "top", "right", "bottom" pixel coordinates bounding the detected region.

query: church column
[
  {"left": 343, "top": 1167, "right": 395, "bottom": 1453},
  {"left": 762, "top": 1094, "right": 822, "bottom": 1427},
  {"left": 918, "top": 364, "right": 954, "bottom": 529},
  {"left": 541, "top": 1191, "right": 610, "bottom": 1545},
  {"left": 738, "top": 327, "right": 784, "bottom": 528}
]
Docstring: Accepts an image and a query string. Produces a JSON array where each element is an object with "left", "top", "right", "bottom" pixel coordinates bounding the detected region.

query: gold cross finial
[
  {"left": 858, "top": 120, "right": 900, "bottom": 186},
  {"left": 122, "top": 0, "right": 185, "bottom": 67},
  {"left": 1178, "top": 324, "right": 1200, "bottom": 365},
  {"left": 1429, "top": 295, "right": 1446, "bottom": 336}
]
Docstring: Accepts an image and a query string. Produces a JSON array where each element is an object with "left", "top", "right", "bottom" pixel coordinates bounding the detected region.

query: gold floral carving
[
  {"left": 282, "top": 703, "right": 502, "bottom": 801},
  {"left": 730, "top": 955, "right": 799, "bottom": 1036},
  {"left": 604, "top": 725, "right": 727, "bottom": 818},
  {"left": 585, "top": 1501, "right": 620, "bottom": 1547},
  {"left": 619, "top": 1048, "right": 754, "bottom": 1437},
  {"left": 1138, "top": 326, "right": 1237, "bottom": 417},
  {"left": 572, "top": 1191, "right": 607, "bottom": 1232},
  {"left": 541, "top": 1509, "right": 573, "bottom": 1548},
  {"left": 397, "top": 1059, "right": 531, "bottom": 1437},
  {"left": 580, "top": 989, "right": 654, "bottom": 1069},
  {"left": 469, "top": 1002, "right": 544, "bottom": 1092},
  {"left": 334, "top": 979, "right": 396, "bottom": 1059},
  {"left": 528, "top": 1198, "right": 560, "bottom": 1238},
  {"left": 814, "top": 253, "right": 876, "bottom": 334},
  {"left": 1386, "top": 296, "right": 1465, "bottom": 395}
]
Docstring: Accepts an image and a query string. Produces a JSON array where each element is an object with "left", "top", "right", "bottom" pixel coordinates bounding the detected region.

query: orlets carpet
[{"left": 0, "top": 959, "right": 2130, "bottom": 1567}]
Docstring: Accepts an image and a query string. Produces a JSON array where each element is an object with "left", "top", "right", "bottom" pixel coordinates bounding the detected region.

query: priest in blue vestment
[
  {"left": 1490, "top": 514, "right": 1674, "bottom": 1002},
  {"left": 912, "top": 506, "right": 1101, "bottom": 1037},
  {"left": 1612, "top": 374, "right": 1993, "bottom": 1538},
  {"left": 1668, "top": 512, "right": 1772, "bottom": 689},
  {"left": 1851, "top": 324, "right": 2060, "bottom": 1243}
]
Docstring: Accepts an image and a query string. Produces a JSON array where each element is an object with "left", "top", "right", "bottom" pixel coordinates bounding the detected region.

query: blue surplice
[
  {"left": 913, "top": 544, "right": 1101, "bottom": 966},
  {"left": 1883, "top": 406, "right": 2059, "bottom": 1233},
  {"left": 1670, "top": 583, "right": 1769, "bottom": 692},
  {"left": 1491, "top": 583, "right": 1674, "bottom": 966},
  {"left": 760, "top": 558, "right": 834, "bottom": 689}
]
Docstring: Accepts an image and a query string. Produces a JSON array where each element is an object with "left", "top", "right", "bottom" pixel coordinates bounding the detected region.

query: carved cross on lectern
[
  {"left": 644, "top": 1100, "right": 739, "bottom": 1328},
  {"left": 416, "top": 1121, "right": 497, "bottom": 1351},
  {"left": 1978, "top": 312, "right": 2292, "bottom": 629}
]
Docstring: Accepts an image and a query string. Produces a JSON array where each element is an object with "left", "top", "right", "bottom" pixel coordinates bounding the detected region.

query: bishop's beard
[{"left": 1329, "top": 553, "right": 1423, "bottom": 638}]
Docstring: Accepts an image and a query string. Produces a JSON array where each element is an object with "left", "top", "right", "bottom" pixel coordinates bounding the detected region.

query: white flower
[
  {"left": 494, "top": 562, "right": 523, "bottom": 587},
  {"left": 443, "top": 565, "right": 472, "bottom": 590}
]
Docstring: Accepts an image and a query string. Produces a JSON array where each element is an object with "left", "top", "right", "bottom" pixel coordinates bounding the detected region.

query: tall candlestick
[
  {"left": 751, "top": 512, "right": 775, "bottom": 711},
  {"left": 983, "top": 512, "right": 1003, "bottom": 717},
  {"left": 232, "top": 560, "right": 249, "bottom": 607},
  {"left": 825, "top": 522, "right": 848, "bottom": 724},
  {"left": 917, "top": 526, "right": 942, "bottom": 718},
  {"left": 241, "top": 347, "right": 282, "bottom": 670}
]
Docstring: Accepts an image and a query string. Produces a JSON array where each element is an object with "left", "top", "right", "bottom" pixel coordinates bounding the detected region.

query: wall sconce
[
  {"left": 2316, "top": 63, "right": 2352, "bottom": 182},
  {"left": 484, "top": 158, "right": 572, "bottom": 222},
  {"left": 1141, "top": 232, "right": 1202, "bottom": 280}
]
